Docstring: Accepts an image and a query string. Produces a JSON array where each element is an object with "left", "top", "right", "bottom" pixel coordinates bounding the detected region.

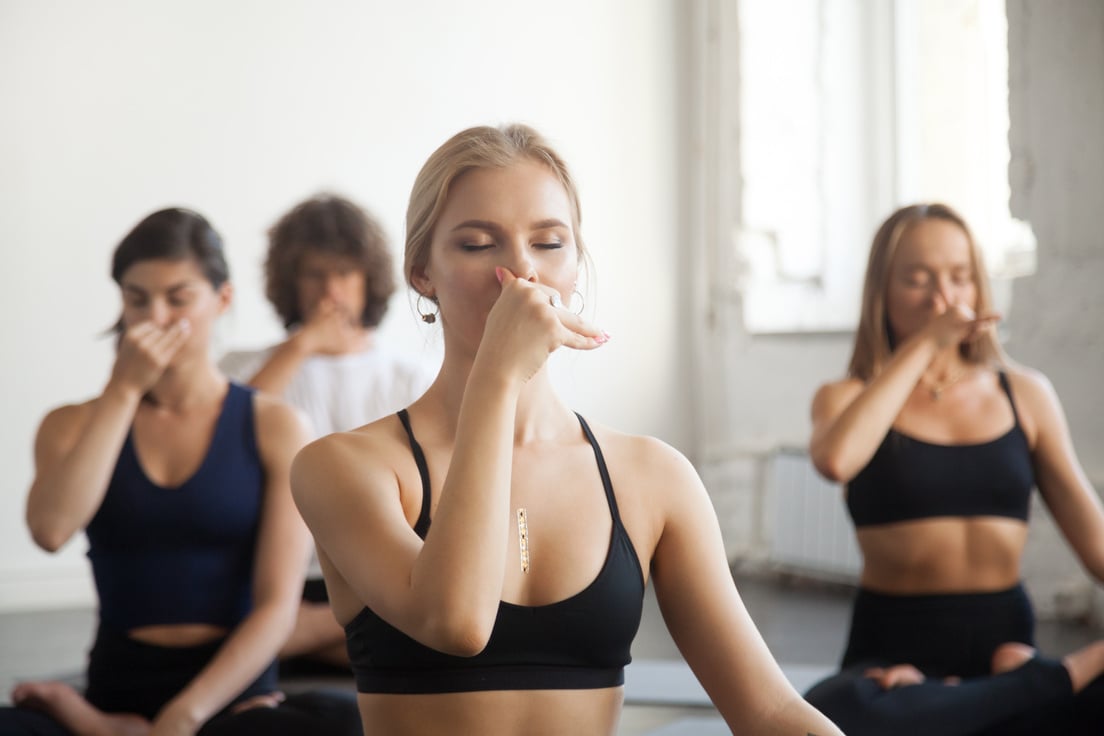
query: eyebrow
[
  {"left": 121, "top": 281, "right": 200, "bottom": 295},
  {"left": 450, "top": 218, "right": 570, "bottom": 233}
]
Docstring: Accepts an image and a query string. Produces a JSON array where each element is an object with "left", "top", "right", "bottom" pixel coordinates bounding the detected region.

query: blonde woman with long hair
[{"left": 804, "top": 203, "right": 1104, "bottom": 735}]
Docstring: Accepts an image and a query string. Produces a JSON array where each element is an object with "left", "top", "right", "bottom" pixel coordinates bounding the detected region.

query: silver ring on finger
[{"left": 550, "top": 293, "right": 563, "bottom": 308}]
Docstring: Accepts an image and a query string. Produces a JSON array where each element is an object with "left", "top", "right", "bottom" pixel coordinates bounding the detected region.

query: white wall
[
  {"left": 1006, "top": 0, "right": 1104, "bottom": 621},
  {"left": 0, "top": 0, "right": 684, "bottom": 611},
  {"left": 703, "top": 0, "right": 1104, "bottom": 622}
]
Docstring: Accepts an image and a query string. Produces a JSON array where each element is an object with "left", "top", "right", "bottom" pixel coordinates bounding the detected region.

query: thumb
[{"left": 495, "top": 266, "right": 520, "bottom": 285}]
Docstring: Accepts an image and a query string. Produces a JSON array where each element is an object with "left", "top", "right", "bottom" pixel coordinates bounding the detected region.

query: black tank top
[
  {"left": 344, "top": 410, "right": 646, "bottom": 694},
  {"left": 847, "top": 371, "right": 1035, "bottom": 527}
]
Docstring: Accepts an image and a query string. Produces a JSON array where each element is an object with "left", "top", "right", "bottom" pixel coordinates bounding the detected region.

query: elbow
[
  {"left": 423, "top": 612, "right": 495, "bottom": 658},
  {"left": 28, "top": 523, "right": 69, "bottom": 554},
  {"left": 810, "top": 448, "right": 849, "bottom": 484},
  {"left": 26, "top": 502, "right": 75, "bottom": 553}
]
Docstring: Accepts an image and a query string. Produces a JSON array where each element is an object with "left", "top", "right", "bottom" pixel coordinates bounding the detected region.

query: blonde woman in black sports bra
[
  {"left": 805, "top": 203, "right": 1104, "bottom": 735},
  {"left": 290, "top": 124, "right": 845, "bottom": 736}
]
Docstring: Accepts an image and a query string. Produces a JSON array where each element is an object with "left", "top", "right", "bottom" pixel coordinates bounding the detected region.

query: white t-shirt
[
  {"left": 220, "top": 344, "right": 436, "bottom": 581},
  {"left": 220, "top": 344, "right": 436, "bottom": 440}
]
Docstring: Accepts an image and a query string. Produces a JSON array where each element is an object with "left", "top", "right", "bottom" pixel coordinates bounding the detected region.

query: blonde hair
[
  {"left": 847, "top": 203, "right": 1005, "bottom": 381},
  {"left": 404, "top": 124, "right": 589, "bottom": 293}
]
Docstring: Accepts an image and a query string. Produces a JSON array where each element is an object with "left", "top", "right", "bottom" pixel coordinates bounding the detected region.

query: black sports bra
[
  {"left": 847, "top": 372, "right": 1035, "bottom": 528},
  {"left": 344, "top": 410, "right": 646, "bottom": 694}
]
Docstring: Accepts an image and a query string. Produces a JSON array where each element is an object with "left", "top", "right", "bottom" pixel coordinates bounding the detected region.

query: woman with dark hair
[
  {"left": 2, "top": 208, "right": 360, "bottom": 735},
  {"left": 290, "top": 124, "right": 845, "bottom": 735},
  {"left": 220, "top": 194, "right": 433, "bottom": 674},
  {"left": 803, "top": 203, "right": 1104, "bottom": 734}
]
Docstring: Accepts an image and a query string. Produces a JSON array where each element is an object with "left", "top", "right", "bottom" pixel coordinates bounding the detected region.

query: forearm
[
  {"left": 742, "top": 693, "right": 845, "bottom": 736},
  {"left": 812, "top": 335, "right": 938, "bottom": 481},
  {"left": 245, "top": 335, "right": 311, "bottom": 395},
  {"left": 160, "top": 601, "right": 296, "bottom": 728},
  {"left": 26, "top": 386, "right": 141, "bottom": 551},
  {"left": 408, "top": 366, "right": 519, "bottom": 648}
]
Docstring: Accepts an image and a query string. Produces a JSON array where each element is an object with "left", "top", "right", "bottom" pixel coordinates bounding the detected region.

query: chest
[{"left": 131, "top": 405, "right": 221, "bottom": 488}]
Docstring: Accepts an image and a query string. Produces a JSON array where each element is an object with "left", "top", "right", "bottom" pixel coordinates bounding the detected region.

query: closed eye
[
  {"left": 460, "top": 243, "right": 494, "bottom": 252},
  {"left": 534, "top": 242, "right": 564, "bottom": 250}
]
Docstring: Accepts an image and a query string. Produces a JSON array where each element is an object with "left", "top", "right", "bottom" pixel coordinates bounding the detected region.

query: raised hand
[
  {"left": 921, "top": 304, "right": 1000, "bottom": 351},
  {"left": 109, "top": 320, "right": 191, "bottom": 397},
  {"left": 476, "top": 267, "right": 608, "bottom": 386},
  {"left": 293, "top": 298, "right": 364, "bottom": 356}
]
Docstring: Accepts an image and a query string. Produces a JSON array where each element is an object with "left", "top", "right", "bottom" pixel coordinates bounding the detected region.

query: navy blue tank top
[
  {"left": 344, "top": 410, "right": 646, "bottom": 694},
  {"left": 87, "top": 383, "right": 264, "bottom": 631},
  {"left": 847, "top": 372, "right": 1035, "bottom": 527}
]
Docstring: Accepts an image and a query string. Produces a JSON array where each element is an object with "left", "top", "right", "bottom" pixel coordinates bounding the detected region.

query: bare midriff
[
  {"left": 127, "top": 623, "right": 230, "bottom": 647},
  {"left": 857, "top": 516, "right": 1029, "bottom": 594},
  {"left": 356, "top": 686, "right": 625, "bottom": 736}
]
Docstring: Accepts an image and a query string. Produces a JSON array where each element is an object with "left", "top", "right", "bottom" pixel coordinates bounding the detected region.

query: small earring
[
  {"left": 417, "top": 294, "right": 439, "bottom": 324},
  {"left": 570, "top": 287, "right": 585, "bottom": 315}
]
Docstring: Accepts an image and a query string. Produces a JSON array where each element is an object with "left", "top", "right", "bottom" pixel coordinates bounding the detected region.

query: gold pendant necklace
[
  {"left": 516, "top": 508, "right": 530, "bottom": 574},
  {"left": 923, "top": 367, "right": 968, "bottom": 400}
]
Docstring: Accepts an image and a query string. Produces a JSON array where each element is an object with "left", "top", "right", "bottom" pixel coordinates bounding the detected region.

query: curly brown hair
[{"left": 265, "top": 194, "right": 395, "bottom": 329}]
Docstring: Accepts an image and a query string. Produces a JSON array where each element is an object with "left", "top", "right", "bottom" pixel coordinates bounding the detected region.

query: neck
[
  {"left": 924, "top": 349, "right": 969, "bottom": 382},
  {"left": 146, "top": 357, "right": 227, "bottom": 412},
  {"left": 428, "top": 352, "right": 575, "bottom": 446}
]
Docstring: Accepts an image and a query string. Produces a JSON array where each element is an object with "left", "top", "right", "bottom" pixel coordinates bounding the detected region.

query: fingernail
[
  {"left": 178, "top": 319, "right": 190, "bottom": 331},
  {"left": 495, "top": 267, "right": 505, "bottom": 284}
]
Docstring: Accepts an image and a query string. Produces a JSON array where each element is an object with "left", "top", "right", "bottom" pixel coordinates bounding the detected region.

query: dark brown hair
[{"left": 111, "top": 208, "right": 228, "bottom": 332}]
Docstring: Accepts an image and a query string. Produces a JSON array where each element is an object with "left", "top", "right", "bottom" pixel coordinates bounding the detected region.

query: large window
[{"left": 702, "top": 0, "right": 1036, "bottom": 334}]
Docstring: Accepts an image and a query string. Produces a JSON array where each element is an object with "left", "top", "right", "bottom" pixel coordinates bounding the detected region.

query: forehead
[
  {"left": 120, "top": 258, "right": 208, "bottom": 288},
  {"left": 894, "top": 218, "right": 973, "bottom": 268},
  {"left": 437, "top": 160, "right": 573, "bottom": 230},
  {"left": 297, "top": 249, "right": 361, "bottom": 273}
]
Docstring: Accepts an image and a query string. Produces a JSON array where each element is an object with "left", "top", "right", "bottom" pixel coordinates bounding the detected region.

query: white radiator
[{"left": 767, "top": 448, "right": 862, "bottom": 581}]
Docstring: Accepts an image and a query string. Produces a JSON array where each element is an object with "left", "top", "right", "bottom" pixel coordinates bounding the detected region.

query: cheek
[{"left": 343, "top": 275, "right": 367, "bottom": 299}]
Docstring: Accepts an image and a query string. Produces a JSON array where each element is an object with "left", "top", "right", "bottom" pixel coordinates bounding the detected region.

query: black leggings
[
  {"left": 805, "top": 584, "right": 1104, "bottom": 735},
  {"left": 0, "top": 625, "right": 361, "bottom": 735}
]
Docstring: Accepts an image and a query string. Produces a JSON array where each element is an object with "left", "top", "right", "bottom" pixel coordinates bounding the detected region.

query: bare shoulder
[
  {"left": 587, "top": 421, "right": 696, "bottom": 481},
  {"left": 1004, "top": 363, "right": 1057, "bottom": 401},
  {"left": 35, "top": 400, "right": 96, "bottom": 448},
  {"left": 251, "top": 389, "right": 309, "bottom": 434},
  {"left": 290, "top": 416, "right": 409, "bottom": 510},
  {"left": 583, "top": 421, "right": 705, "bottom": 517},
  {"left": 1003, "top": 363, "right": 1063, "bottom": 441}
]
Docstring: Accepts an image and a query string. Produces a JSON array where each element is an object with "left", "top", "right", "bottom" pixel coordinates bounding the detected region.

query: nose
[
  {"left": 502, "top": 243, "right": 537, "bottom": 282},
  {"left": 149, "top": 298, "right": 174, "bottom": 327},
  {"left": 323, "top": 272, "right": 344, "bottom": 298}
]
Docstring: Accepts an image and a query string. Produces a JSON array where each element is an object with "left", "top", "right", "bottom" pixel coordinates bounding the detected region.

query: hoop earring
[
  {"left": 417, "top": 294, "right": 439, "bottom": 324},
  {"left": 570, "top": 287, "right": 585, "bottom": 315}
]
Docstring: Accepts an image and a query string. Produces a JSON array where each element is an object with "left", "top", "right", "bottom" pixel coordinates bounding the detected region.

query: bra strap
[
  {"left": 397, "top": 409, "right": 433, "bottom": 538},
  {"left": 997, "top": 371, "right": 1022, "bottom": 428},
  {"left": 575, "top": 413, "right": 622, "bottom": 526}
]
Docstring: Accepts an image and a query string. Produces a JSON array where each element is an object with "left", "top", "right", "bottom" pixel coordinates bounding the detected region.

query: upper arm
[
  {"left": 250, "top": 396, "right": 313, "bottom": 610},
  {"left": 646, "top": 445, "right": 808, "bottom": 731},
  {"left": 808, "top": 379, "right": 866, "bottom": 482},
  {"left": 30, "top": 404, "right": 88, "bottom": 474},
  {"left": 1013, "top": 369, "right": 1104, "bottom": 578},
  {"left": 809, "top": 380, "right": 863, "bottom": 446},
  {"left": 290, "top": 430, "right": 426, "bottom": 629}
]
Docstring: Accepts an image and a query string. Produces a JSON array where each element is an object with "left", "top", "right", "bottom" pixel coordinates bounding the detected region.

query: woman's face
[
  {"left": 416, "top": 159, "right": 579, "bottom": 345},
  {"left": 119, "top": 257, "right": 230, "bottom": 359},
  {"left": 885, "top": 218, "right": 978, "bottom": 343}
]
